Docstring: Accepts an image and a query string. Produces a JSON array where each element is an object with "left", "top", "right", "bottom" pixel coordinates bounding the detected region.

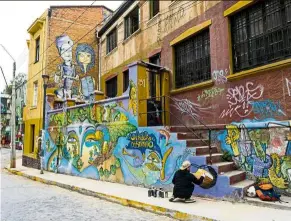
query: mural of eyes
[
  {"left": 147, "top": 152, "right": 161, "bottom": 164},
  {"left": 145, "top": 151, "right": 162, "bottom": 171}
]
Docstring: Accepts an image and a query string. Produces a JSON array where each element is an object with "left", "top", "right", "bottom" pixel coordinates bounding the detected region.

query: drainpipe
[{"left": 96, "top": 29, "right": 101, "bottom": 91}]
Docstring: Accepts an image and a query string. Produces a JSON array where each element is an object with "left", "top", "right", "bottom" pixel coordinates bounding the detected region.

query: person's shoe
[
  {"left": 169, "top": 197, "right": 182, "bottom": 202},
  {"left": 184, "top": 198, "right": 196, "bottom": 203}
]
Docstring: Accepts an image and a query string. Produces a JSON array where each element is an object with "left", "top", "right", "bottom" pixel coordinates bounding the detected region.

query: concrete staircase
[{"left": 171, "top": 126, "right": 255, "bottom": 199}]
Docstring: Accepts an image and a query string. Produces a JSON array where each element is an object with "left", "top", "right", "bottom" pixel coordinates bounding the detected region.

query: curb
[{"left": 5, "top": 167, "right": 216, "bottom": 221}]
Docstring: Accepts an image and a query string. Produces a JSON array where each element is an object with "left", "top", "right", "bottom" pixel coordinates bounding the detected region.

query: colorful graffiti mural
[
  {"left": 44, "top": 84, "right": 192, "bottom": 187},
  {"left": 218, "top": 119, "right": 291, "bottom": 192},
  {"left": 53, "top": 35, "right": 96, "bottom": 102}
]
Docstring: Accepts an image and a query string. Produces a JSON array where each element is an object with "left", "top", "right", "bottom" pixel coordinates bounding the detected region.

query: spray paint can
[
  {"left": 159, "top": 188, "right": 165, "bottom": 198},
  {"left": 153, "top": 188, "right": 158, "bottom": 197},
  {"left": 148, "top": 187, "right": 152, "bottom": 197},
  {"left": 165, "top": 191, "right": 168, "bottom": 198}
]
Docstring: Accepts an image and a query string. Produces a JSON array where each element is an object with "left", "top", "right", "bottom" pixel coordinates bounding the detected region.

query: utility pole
[{"left": 1, "top": 44, "right": 16, "bottom": 168}]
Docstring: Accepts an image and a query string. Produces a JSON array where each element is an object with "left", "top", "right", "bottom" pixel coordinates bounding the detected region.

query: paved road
[{"left": 0, "top": 148, "right": 175, "bottom": 221}]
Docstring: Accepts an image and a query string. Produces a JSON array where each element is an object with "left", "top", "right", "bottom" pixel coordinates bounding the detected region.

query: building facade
[
  {"left": 23, "top": 5, "right": 112, "bottom": 168},
  {"left": 24, "top": 0, "right": 291, "bottom": 197}
]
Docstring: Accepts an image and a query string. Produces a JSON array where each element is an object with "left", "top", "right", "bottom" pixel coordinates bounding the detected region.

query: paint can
[
  {"left": 153, "top": 188, "right": 158, "bottom": 197},
  {"left": 158, "top": 188, "right": 165, "bottom": 198},
  {"left": 148, "top": 187, "right": 153, "bottom": 197}
]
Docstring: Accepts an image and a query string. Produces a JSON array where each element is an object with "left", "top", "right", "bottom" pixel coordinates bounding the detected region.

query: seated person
[{"left": 170, "top": 160, "right": 205, "bottom": 203}]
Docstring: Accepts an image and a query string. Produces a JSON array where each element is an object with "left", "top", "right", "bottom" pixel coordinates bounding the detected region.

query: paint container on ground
[
  {"left": 148, "top": 187, "right": 153, "bottom": 197},
  {"left": 165, "top": 191, "right": 168, "bottom": 198},
  {"left": 159, "top": 188, "right": 165, "bottom": 198},
  {"left": 153, "top": 188, "right": 158, "bottom": 197}
]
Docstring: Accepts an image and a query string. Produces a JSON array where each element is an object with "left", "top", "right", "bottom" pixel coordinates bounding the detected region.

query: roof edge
[{"left": 50, "top": 5, "right": 113, "bottom": 13}]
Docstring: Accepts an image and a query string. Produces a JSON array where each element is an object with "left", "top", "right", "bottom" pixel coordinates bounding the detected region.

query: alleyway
[{"left": 0, "top": 148, "right": 175, "bottom": 221}]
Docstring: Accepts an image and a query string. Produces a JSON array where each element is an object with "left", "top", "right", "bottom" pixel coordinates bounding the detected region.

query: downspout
[{"left": 97, "top": 29, "right": 101, "bottom": 91}]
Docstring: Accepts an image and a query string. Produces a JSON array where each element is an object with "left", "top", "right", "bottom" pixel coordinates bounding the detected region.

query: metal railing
[{"left": 139, "top": 95, "right": 213, "bottom": 165}]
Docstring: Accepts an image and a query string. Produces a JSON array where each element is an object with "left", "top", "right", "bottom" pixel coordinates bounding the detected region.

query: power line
[
  {"left": 25, "top": 0, "right": 201, "bottom": 85},
  {"left": 26, "top": 0, "right": 97, "bottom": 69}
]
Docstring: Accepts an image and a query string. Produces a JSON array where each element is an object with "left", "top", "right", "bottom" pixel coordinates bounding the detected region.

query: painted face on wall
[
  {"left": 67, "top": 131, "right": 80, "bottom": 159},
  {"left": 60, "top": 44, "right": 72, "bottom": 63},
  {"left": 77, "top": 52, "right": 92, "bottom": 65}
]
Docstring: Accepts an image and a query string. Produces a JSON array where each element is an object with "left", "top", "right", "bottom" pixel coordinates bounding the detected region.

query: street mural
[
  {"left": 217, "top": 119, "right": 291, "bottom": 191},
  {"left": 53, "top": 34, "right": 96, "bottom": 102},
  {"left": 43, "top": 81, "right": 192, "bottom": 187}
]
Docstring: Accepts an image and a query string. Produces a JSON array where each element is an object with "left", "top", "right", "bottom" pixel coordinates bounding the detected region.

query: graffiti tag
[
  {"left": 138, "top": 79, "right": 146, "bottom": 88},
  {"left": 212, "top": 69, "right": 228, "bottom": 85},
  {"left": 128, "top": 131, "right": 155, "bottom": 149},
  {"left": 251, "top": 99, "right": 286, "bottom": 119},
  {"left": 286, "top": 78, "right": 291, "bottom": 96},
  {"left": 163, "top": 7, "right": 185, "bottom": 33},
  {"left": 197, "top": 87, "right": 224, "bottom": 102},
  {"left": 172, "top": 98, "right": 212, "bottom": 119},
  {"left": 220, "top": 82, "right": 264, "bottom": 118}
]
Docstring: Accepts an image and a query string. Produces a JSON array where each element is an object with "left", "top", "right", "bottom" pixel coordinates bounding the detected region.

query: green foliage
[
  {"left": 222, "top": 151, "right": 232, "bottom": 162},
  {"left": 108, "top": 122, "right": 137, "bottom": 143}
]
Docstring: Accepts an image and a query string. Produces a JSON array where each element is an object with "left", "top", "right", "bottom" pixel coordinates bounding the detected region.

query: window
[
  {"left": 106, "top": 76, "right": 117, "bottom": 98},
  {"left": 106, "top": 28, "right": 117, "bottom": 54},
  {"left": 150, "top": 0, "right": 159, "bottom": 19},
  {"left": 149, "top": 54, "right": 161, "bottom": 97},
  {"left": 174, "top": 29, "right": 211, "bottom": 89},
  {"left": 33, "top": 81, "right": 38, "bottom": 106},
  {"left": 35, "top": 37, "right": 40, "bottom": 63},
  {"left": 124, "top": 6, "right": 139, "bottom": 39},
  {"left": 123, "top": 70, "right": 129, "bottom": 92},
  {"left": 231, "top": 0, "right": 291, "bottom": 72}
]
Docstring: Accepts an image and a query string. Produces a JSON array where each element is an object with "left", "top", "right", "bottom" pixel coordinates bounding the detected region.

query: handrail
[{"left": 139, "top": 95, "right": 213, "bottom": 164}]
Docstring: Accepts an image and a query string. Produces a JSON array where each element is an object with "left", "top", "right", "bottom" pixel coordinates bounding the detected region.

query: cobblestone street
[{"left": 0, "top": 149, "right": 175, "bottom": 221}]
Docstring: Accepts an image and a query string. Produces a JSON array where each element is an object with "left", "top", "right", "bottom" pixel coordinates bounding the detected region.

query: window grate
[
  {"left": 106, "top": 28, "right": 117, "bottom": 54},
  {"left": 174, "top": 29, "right": 211, "bottom": 89},
  {"left": 231, "top": 0, "right": 291, "bottom": 72},
  {"left": 106, "top": 76, "right": 117, "bottom": 98}
]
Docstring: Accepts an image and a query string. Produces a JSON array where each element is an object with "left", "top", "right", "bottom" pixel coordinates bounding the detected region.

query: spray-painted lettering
[
  {"left": 197, "top": 87, "right": 224, "bottom": 102},
  {"left": 286, "top": 78, "right": 291, "bottom": 96},
  {"left": 212, "top": 69, "right": 228, "bottom": 85},
  {"left": 251, "top": 99, "right": 286, "bottom": 119}
]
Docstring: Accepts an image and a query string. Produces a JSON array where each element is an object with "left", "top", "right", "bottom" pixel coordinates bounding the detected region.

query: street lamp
[{"left": 40, "top": 74, "right": 49, "bottom": 174}]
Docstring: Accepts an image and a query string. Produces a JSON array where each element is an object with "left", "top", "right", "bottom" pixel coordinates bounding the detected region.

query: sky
[{"left": 0, "top": 0, "right": 123, "bottom": 92}]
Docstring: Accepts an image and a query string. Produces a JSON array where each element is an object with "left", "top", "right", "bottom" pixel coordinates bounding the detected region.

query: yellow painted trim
[
  {"left": 170, "top": 19, "right": 212, "bottom": 46},
  {"left": 228, "top": 58, "right": 291, "bottom": 81},
  {"left": 170, "top": 80, "right": 214, "bottom": 95},
  {"left": 224, "top": 1, "right": 254, "bottom": 17}
]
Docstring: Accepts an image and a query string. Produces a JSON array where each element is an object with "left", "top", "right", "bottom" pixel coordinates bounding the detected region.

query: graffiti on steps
[
  {"left": 250, "top": 99, "right": 286, "bottom": 119},
  {"left": 219, "top": 82, "right": 264, "bottom": 118},
  {"left": 218, "top": 119, "right": 291, "bottom": 191},
  {"left": 286, "top": 78, "right": 291, "bottom": 96},
  {"left": 212, "top": 69, "right": 228, "bottom": 85},
  {"left": 197, "top": 87, "right": 224, "bottom": 102}
]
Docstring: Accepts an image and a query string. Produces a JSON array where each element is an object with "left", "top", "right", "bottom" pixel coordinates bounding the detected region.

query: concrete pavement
[{"left": 4, "top": 158, "right": 291, "bottom": 221}]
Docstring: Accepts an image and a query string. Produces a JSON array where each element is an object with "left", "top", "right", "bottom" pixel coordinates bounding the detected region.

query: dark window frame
[
  {"left": 150, "top": 0, "right": 159, "bottom": 19},
  {"left": 106, "top": 76, "right": 118, "bottom": 98},
  {"left": 123, "top": 70, "right": 129, "bottom": 92},
  {"left": 35, "top": 37, "right": 40, "bottom": 63},
  {"left": 231, "top": 0, "right": 291, "bottom": 73},
  {"left": 124, "top": 6, "right": 140, "bottom": 40},
  {"left": 174, "top": 29, "right": 211, "bottom": 89},
  {"left": 106, "top": 27, "right": 117, "bottom": 54}
]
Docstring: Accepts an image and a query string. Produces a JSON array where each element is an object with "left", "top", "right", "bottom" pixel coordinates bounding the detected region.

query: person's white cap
[{"left": 180, "top": 160, "right": 191, "bottom": 170}]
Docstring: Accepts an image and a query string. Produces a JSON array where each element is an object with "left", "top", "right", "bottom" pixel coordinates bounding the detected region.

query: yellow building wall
[{"left": 23, "top": 10, "right": 48, "bottom": 158}]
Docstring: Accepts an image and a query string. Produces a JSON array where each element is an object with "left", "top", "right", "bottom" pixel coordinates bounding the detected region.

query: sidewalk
[{"left": 5, "top": 159, "right": 291, "bottom": 221}]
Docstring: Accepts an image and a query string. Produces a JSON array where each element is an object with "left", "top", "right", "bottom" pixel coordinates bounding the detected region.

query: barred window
[
  {"left": 106, "top": 28, "right": 117, "bottom": 54},
  {"left": 231, "top": 0, "right": 291, "bottom": 72},
  {"left": 106, "top": 76, "right": 117, "bottom": 98},
  {"left": 124, "top": 6, "right": 139, "bottom": 40},
  {"left": 174, "top": 29, "right": 211, "bottom": 89}
]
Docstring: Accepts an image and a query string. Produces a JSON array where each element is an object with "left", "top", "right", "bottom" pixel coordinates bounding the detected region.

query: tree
[{"left": 1, "top": 72, "right": 27, "bottom": 95}]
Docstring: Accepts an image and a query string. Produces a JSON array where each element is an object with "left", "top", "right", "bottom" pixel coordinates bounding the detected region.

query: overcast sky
[{"left": 0, "top": 0, "right": 123, "bottom": 92}]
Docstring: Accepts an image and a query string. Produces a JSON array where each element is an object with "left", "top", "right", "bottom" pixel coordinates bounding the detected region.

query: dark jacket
[{"left": 172, "top": 169, "right": 204, "bottom": 198}]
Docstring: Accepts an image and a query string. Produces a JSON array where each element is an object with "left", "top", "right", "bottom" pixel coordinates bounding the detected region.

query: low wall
[{"left": 43, "top": 92, "right": 191, "bottom": 190}]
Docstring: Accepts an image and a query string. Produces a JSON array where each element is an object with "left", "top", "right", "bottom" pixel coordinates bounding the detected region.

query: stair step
[
  {"left": 177, "top": 133, "right": 208, "bottom": 141},
  {"left": 231, "top": 179, "right": 255, "bottom": 189},
  {"left": 223, "top": 170, "right": 246, "bottom": 185},
  {"left": 170, "top": 127, "right": 204, "bottom": 137},
  {"left": 212, "top": 162, "right": 235, "bottom": 173},
  {"left": 189, "top": 146, "right": 218, "bottom": 155},
  {"left": 186, "top": 139, "right": 210, "bottom": 147},
  {"left": 197, "top": 153, "right": 222, "bottom": 164}
]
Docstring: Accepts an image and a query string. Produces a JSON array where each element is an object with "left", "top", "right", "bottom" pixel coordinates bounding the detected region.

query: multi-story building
[
  {"left": 24, "top": 0, "right": 291, "bottom": 198},
  {"left": 97, "top": 0, "right": 291, "bottom": 196},
  {"left": 23, "top": 5, "right": 112, "bottom": 168}
]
